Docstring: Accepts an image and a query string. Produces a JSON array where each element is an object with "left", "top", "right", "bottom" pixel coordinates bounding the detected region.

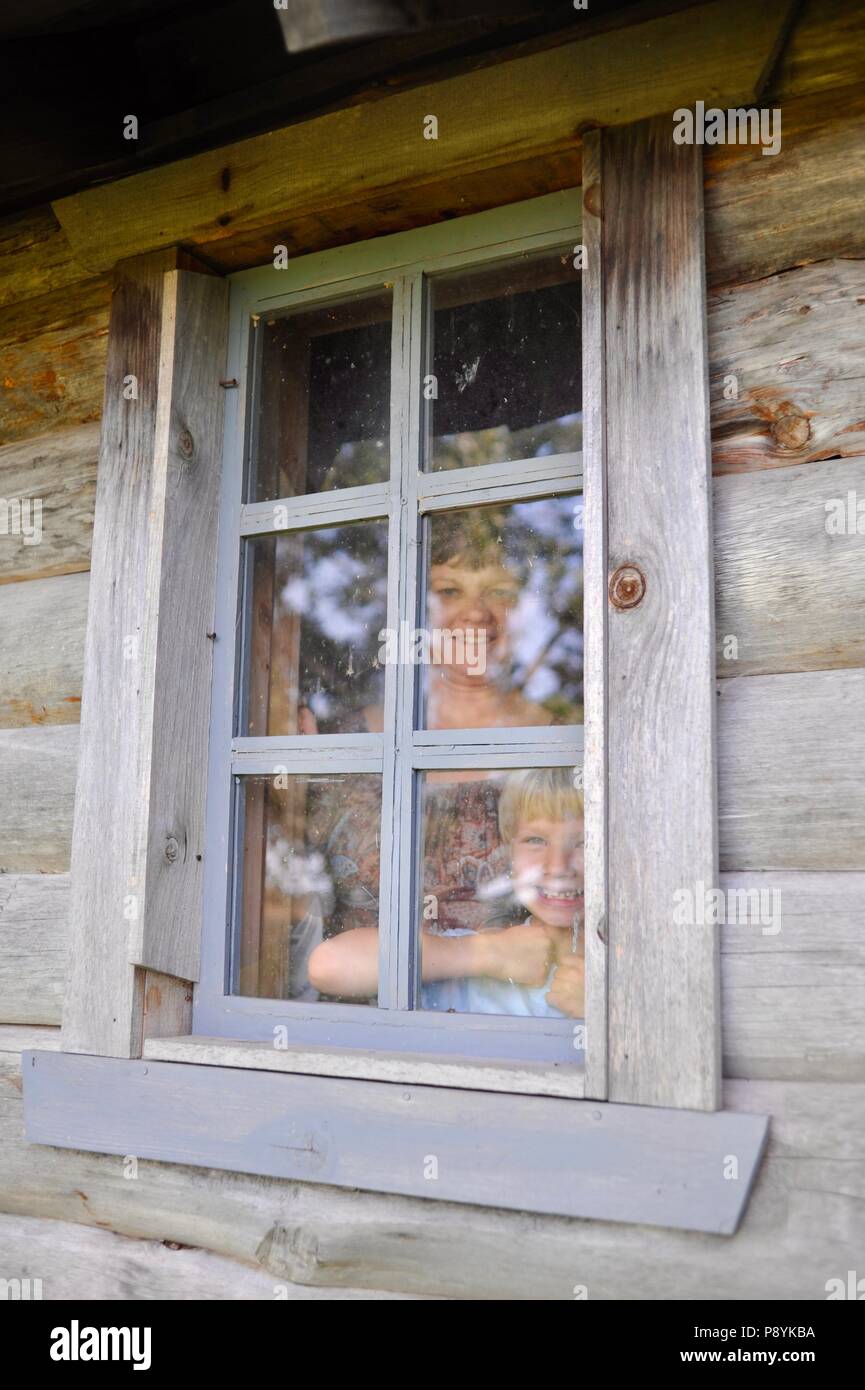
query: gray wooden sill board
[{"left": 23, "top": 1050, "right": 768, "bottom": 1235}]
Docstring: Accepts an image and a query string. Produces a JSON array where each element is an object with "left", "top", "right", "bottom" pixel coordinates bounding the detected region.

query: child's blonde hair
[{"left": 498, "top": 768, "right": 584, "bottom": 844}]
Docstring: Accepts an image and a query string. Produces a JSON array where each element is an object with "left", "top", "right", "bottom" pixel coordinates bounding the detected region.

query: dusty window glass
[
  {"left": 243, "top": 521, "right": 388, "bottom": 737},
  {"left": 249, "top": 291, "right": 391, "bottom": 501},
  {"left": 234, "top": 772, "right": 382, "bottom": 1002},
  {"left": 417, "top": 766, "right": 584, "bottom": 1019},
  {"left": 428, "top": 255, "right": 580, "bottom": 471},
  {"left": 419, "top": 496, "right": 583, "bottom": 730}
]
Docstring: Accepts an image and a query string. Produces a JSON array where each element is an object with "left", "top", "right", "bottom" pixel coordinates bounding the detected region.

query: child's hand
[
  {"left": 545, "top": 955, "right": 585, "bottom": 1018},
  {"left": 478, "top": 923, "right": 556, "bottom": 987}
]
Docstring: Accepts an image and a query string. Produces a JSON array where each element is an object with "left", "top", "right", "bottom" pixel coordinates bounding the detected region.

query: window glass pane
[
  {"left": 419, "top": 496, "right": 583, "bottom": 730},
  {"left": 417, "top": 766, "right": 584, "bottom": 1019},
  {"left": 234, "top": 772, "right": 382, "bottom": 1002},
  {"left": 249, "top": 291, "right": 392, "bottom": 501},
  {"left": 243, "top": 521, "right": 388, "bottom": 737},
  {"left": 428, "top": 255, "right": 580, "bottom": 471}
]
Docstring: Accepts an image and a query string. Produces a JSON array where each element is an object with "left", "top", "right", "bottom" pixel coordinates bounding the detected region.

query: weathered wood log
[
  {"left": 0, "top": 424, "right": 98, "bottom": 583},
  {"left": 0, "top": 1037, "right": 861, "bottom": 1299},
  {"left": 0, "top": 725, "right": 78, "bottom": 873},
  {"left": 709, "top": 259, "right": 865, "bottom": 473},
  {"left": 720, "top": 871, "right": 865, "bottom": 1080},
  {"left": 0, "top": 572, "right": 88, "bottom": 726},
  {"left": 714, "top": 455, "right": 865, "bottom": 676},
  {"left": 0, "top": 876, "right": 68, "bottom": 1025},
  {"left": 704, "top": 82, "right": 865, "bottom": 287},
  {"left": 718, "top": 668, "right": 865, "bottom": 870},
  {"left": 769, "top": 0, "right": 865, "bottom": 101},
  {"left": 0, "top": 278, "right": 109, "bottom": 445},
  {"left": 48, "top": 1, "right": 791, "bottom": 277},
  {"left": 0, "top": 206, "right": 84, "bottom": 313},
  {"left": 0, "top": 1213, "right": 410, "bottom": 1300}
]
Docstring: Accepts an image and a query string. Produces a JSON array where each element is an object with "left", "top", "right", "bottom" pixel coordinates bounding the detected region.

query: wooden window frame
[
  {"left": 195, "top": 192, "right": 587, "bottom": 1068},
  {"left": 24, "top": 121, "right": 770, "bottom": 1234}
]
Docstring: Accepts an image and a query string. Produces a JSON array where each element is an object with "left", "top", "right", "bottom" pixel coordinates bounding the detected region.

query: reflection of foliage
[
  {"left": 278, "top": 522, "right": 388, "bottom": 727},
  {"left": 432, "top": 416, "right": 581, "bottom": 471},
  {"left": 428, "top": 496, "right": 584, "bottom": 722}
]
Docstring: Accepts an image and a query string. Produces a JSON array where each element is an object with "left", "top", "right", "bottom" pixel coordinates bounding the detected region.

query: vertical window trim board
[
  {"left": 599, "top": 116, "right": 721, "bottom": 1112},
  {"left": 23, "top": 1049, "right": 769, "bottom": 1237},
  {"left": 60, "top": 252, "right": 229, "bottom": 1059}
]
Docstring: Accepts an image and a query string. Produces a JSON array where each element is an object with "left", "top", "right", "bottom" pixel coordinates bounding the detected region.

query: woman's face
[
  {"left": 510, "top": 814, "right": 584, "bottom": 929},
  {"left": 427, "top": 556, "right": 520, "bottom": 677}
]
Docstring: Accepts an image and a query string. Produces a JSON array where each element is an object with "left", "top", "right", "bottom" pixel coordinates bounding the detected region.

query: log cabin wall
[{"left": 1, "top": 0, "right": 863, "bottom": 1299}]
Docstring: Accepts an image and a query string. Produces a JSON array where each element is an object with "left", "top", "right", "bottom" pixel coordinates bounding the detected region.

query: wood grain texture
[
  {"left": 23, "top": 1050, "right": 768, "bottom": 1234},
  {"left": 714, "top": 455, "right": 865, "bottom": 676},
  {"left": 3, "top": 1040, "right": 861, "bottom": 1297},
  {"left": 580, "top": 131, "right": 608, "bottom": 1101},
  {"left": 0, "top": 875, "right": 68, "bottom": 1025},
  {"left": 142, "top": 1036, "right": 585, "bottom": 1100},
  {"left": 129, "top": 269, "right": 228, "bottom": 982},
  {"left": 0, "top": 276, "right": 109, "bottom": 445},
  {"left": 0, "top": 572, "right": 88, "bottom": 726},
  {"left": 769, "top": 0, "right": 865, "bottom": 100},
  {"left": 0, "top": 725, "right": 77, "bottom": 873},
  {"left": 61, "top": 259, "right": 227, "bottom": 1058},
  {"left": 704, "top": 83, "right": 865, "bottom": 287},
  {"left": 720, "top": 872, "right": 865, "bottom": 1081},
  {"left": 709, "top": 259, "right": 865, "bottom": 474},
  {"left": 50, "top": 0, "right": 791, "bottom": 276},
  {"left": 0, "top": 1213, "right": 408, "bottom": 1300},
  {"left": 718, "top": 668, "right": 865, "bottom": 870},
  {"left": 0, "top": 206, "right": 85, "bottom": 312},
  {"left": 0, "top": 424, "right": 98, "bottom": 584},
  {"left": 602, "top": 117, "right": 720, "bottom": 1110}
]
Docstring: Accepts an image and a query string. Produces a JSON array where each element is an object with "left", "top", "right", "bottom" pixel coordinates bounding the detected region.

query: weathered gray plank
[
  {"left": 580, "top": 131, "right": 609, "bottom": 1102},
  {"left": 720, "top": 871, "right": 865, "bottom": 1080},
  {"left": 714, "top": 455, "right": 865, "bottom": 676},
  {"left": 0, "top": 1040, "right": 860, "bottom": 1298},
  {"left": 602, "top": 116, "right": 719, "bottom": 1110},
  {"left": 23, "top": 1050, "right": 767, "bottom": 1235},
  {"left": 0, "top": 1213, "right": 410, "bottom": 1300},
  {"left": 0, "top": 572, "right": 88, "bottom": 727},
  {"left": 129, "top": 268, "right": 229, "bottom": 983},
  {"left": 718, "top": 668, "right": 865, "bottom": 870},
  {"left": 0, "top": 875, "right": 68, "bottom": 1024},
  {"left": 0, "top": 423, "right": 98, "bottom": 583},
  {"left": 61, "top": 260, "right": 227, "bottom": 1058},
  {"left": 709, "top": 259, "right": 865, "bottom": 474},
  {"left": 0, "top": 725, "right": 77, "bottom": 873},
  {"left": 142, "top": 1036, "right": 585, "bottom": 1099}
]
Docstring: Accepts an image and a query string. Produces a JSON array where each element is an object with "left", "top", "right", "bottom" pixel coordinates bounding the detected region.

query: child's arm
[{"left": 309, "top": 923, "right": 555, "bottom": 999}]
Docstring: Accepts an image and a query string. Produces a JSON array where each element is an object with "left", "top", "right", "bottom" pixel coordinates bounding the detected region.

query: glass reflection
[
  {"left": 250, "top": 291, "right": 391, "bottom": 500},
  {"left": 235, "top": 772, "right": 382, "bottom": 1002},
  {"left": 421, "top": 497, "right": 583, "bottom": 730},
  {"left": 243, "top": 521, "right": 388, "bottom": 737},
  {"left": 429, "top": 254, "right": 581, "bottom": 471}
]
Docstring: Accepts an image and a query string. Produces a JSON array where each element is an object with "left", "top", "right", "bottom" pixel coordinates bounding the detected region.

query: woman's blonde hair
[{"left": 498, "top": 768, "right": 584, "bottom": 844}]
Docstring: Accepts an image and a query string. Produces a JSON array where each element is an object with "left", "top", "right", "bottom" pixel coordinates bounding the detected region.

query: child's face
[{"left": 510, "top": 814, "right": 584, "bottom": 929}]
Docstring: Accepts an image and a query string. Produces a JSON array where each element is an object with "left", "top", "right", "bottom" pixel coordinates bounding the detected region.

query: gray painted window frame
[{"left": 195, "top": 191, "right": 588, "bottom": 1066}]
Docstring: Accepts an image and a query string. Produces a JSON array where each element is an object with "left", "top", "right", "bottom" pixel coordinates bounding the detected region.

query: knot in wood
[
  {"left": 178, "top": 428, "right": 194, "bottom": 460},
  {"left": 164, "top": 836, "right": 180, "bottom": 864},
  {"left": 771, "top": 412, "right": 810, "bottom": 451},
  {"left": 608, "top": 563, "right": 646, "bottom": 610}
]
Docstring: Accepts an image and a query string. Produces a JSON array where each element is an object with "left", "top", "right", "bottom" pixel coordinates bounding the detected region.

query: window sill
[
  {"left": 23, "top": 1048, "right": 769, "bottom": 1235},
  {"left": 142, "top": 1035, "right": 587, "bottom": 1099}
]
